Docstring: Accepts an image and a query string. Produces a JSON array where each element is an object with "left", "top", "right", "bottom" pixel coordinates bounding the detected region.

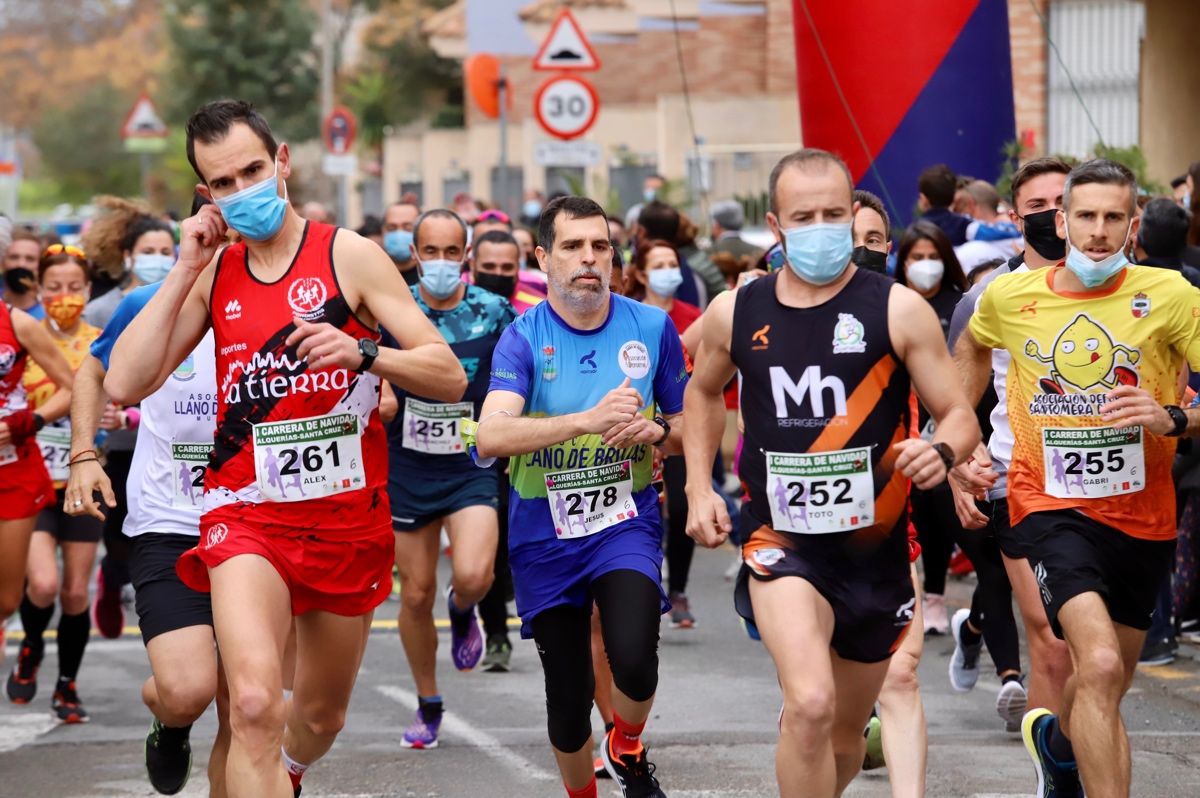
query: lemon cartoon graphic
[{"left": 1024, "top": 314, "right": 1139, "bottom": 393}]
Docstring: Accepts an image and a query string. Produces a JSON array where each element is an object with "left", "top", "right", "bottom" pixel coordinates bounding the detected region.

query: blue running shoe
[
  {"left": 1021, "top": 708, "right": 1083, "bottom": 798},
  {"left": 447, "top": 590, "right": 483, "bottom": 671},
  {"left": 401, "top": 707, "right": 442, "bottom": 750}
]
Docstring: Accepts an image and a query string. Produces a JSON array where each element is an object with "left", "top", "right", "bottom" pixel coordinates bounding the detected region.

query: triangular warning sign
[
  {"left": 533, "top": 8, "right": 600, "bottom": 71},
  {"left": 121, "top": 94, "right": 168, "bottom": 139}
]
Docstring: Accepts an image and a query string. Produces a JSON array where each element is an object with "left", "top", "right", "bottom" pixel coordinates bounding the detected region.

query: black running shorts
[
  {"left": 736, "top": 523, "right": 914, "bottom": 663},
  {"left": 35, "top": 488, "right": 103, "bottom": 543},
  {"left": 1014, "top": 509, "right": 1175, "bottom": 639},
  {"left": 129, "top": 532, "right": 214, "bottom": 645}
]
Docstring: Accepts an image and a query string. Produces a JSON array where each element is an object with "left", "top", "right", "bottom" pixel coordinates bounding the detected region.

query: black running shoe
[
  {"left": 145, "top": 719, "right": 192, "bottom": 794},
  {"left": 5, "top": 640, "right": 42, "bottom": 704},
  {"left": 600, "top": 730, "right": 666, "bottom": 797},
  {"left": 51, "top": 678, "right": 89, "bottom": 724}
]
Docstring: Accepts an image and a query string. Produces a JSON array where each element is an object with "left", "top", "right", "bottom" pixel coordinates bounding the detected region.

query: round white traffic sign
[{"left": 534, "top": 75, "right": 600, "bottom": 141}]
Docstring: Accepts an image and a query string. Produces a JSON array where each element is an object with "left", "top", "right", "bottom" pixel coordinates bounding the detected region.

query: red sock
[
  {"left": 565, "top": 776, "right": 597, "bottom": 798},
  {"left": 610, "top": 712, "right": 646, "bottom": 757}
]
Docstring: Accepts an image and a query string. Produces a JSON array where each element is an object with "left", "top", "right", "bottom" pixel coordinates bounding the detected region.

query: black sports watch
[
  {"left": 931, "top": 441, "right": 955, "bottom": 473},
  {"left": 356, "top": 338, "right": 379, "bottom": 374},
  {"left": 1164, "top": 404, "right": 1188, "bottom": 437},
  {"left": 652, "top": 415, "right": 671, "bottom": 447}
]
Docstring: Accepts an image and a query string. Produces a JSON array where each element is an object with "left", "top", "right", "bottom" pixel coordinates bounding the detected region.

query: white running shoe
[
  {"left": 948, "top": 608, "right": 982, "bottom": 692},
  {"left": 923, "top": 593, "right": 949, "bottom": 636},
  {"left": 996, "top": 678, "right": 1028, "bottom": 733}
]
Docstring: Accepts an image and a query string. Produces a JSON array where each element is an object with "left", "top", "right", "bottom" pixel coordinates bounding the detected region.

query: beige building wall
[
  {"left": 1140, "top": 0, "right": 1200, "bottom": 184},
  {"left": 382, "top": 93, "right": 798, "bottom": 209}
]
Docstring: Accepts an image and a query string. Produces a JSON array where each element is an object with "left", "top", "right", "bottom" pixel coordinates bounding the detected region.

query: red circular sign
[
  {"left": 534, "top": 75, "right": 600, "bottom": 141},
  {"left": 322, "top": 106, "right": 357, "bottom": 155}
]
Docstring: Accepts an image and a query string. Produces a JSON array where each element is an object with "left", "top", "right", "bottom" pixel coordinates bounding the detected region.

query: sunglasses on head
[
  {"left": 44, "top": 243, "right": 87, "bottom": 260},
  {"left": 478, "top": 209, "right": 511, "bottom": 224}
]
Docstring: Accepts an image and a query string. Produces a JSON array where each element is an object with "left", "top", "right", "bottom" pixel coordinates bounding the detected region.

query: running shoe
[
  {"left": 400, "top": 707, "right": 442, "bottom": 749},
  {"left": 1138, "top": 636, "right": 1177, "bottom": 666},
  {"left": 948, "top": 608, "right": 982, "bottom": 692},
  {"left": 601, "top": 729, "right": 666, "bottom": 797},
  {"left": 51, "top": 678, "right": 89, "bottom": 724},
  {"left": 447, "top": 590, "right": 484, "bottom": 671},
  {"left": 145, "top": 719, "right": 192, "bottom": 794},
  {"left": 996, "top": 678, "right": 1027, "bottom": 733},
  {"left": 93, "top": 568, "right": 125, "bottom": 639},
  {"left": 668, "top": 592, "right": 696, "bottom": 629},
  {"left": 862, "top": 714, "right": 885, "bottom": 771},
  {"left": 6, "top": 640, "right": 42, "bottom": 704},
  {"left": 1021, "top": 708, "right": 1082, "bottom": 798},
  {"left": 595, "top": 756, "right": 610, "bottom": 779},
  {"left": 481, "top": 636, "right": 512, "bottom": 673},
  {"left": 948, "top": 548, "right": 975, "bottom": 577},
  {"left": 923, "top": 593, "right": 949, "bottom": 636}
]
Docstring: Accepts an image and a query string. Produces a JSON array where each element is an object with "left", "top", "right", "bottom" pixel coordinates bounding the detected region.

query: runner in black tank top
[{"left": 681, "top": 149, "right": 980, "bottom": 797}]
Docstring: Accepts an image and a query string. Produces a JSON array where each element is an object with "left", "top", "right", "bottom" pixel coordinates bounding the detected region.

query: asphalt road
[{"left": 2, "top": 546, "right": 1200, "bottom": 798}]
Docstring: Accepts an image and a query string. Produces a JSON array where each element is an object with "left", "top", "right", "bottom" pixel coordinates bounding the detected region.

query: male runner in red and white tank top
[{"left": 105, "top": 100, "right": 466, "bottom": 798}]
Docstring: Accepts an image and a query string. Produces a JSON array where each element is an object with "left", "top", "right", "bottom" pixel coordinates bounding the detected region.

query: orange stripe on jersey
[{"left": 811, "top": 355, "right": 897, "bottom": 452}]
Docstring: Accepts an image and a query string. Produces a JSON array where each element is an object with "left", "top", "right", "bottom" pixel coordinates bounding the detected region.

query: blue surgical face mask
[
  {"left": 643, "top": 188, "right": 657, "bottom": 203},
  {"left": 647, "top": 267, "right": 683, "bottom": 298},
  {"left": 418, "top": 258, "right": 463, "bottom": 300},
  {"left": 131, "top": 253, "right": 175, "bottom": 284},
  {"left": 522, "top": 200, "right": 542, "bottom": 219},
  {"left": 1064, "top": 220, "right": 1132, "bottom": 289},
  {"left": 214, "top": 161, "right": 288, "bottom": 241},
  {"left": 780, "top": 222, "right": 854, "bottom": 286},
  {"left": 384, "top": 229, "right": 413, "bottom": 261}
]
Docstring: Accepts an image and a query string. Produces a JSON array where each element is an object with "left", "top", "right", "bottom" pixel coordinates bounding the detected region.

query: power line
[
  {"left": 795, "top": 0, "right": 902, "bottom": 227},
  {"left": 1028, "top": 0, "right": 1107, "bottom": 150},
  {"left": 667, "top": 0, "right": 709, "bottom": 219}
]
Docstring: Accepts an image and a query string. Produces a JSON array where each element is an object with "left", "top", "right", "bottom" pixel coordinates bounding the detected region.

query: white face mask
[{"left": 906, "top": 259, "right": 944, "bottom": 293}]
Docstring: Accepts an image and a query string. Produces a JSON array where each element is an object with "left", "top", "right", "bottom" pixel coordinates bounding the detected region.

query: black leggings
[
  {"left": 958, "top": 500, "right": 1021, "bottom": 675},
  {"left": 530, "top": 569, "right": 661, "bottom": 753},
  {"left": 99, "top": 450, "right": 133, "bottom": 587},
  {"left": 911, "top": 486, "right": 956, "bottom": 596},
  {"left": 662, "top": 456, "right": 694, "bottom": 595},
  {"left": 479, "top": 470, "right": 512, "bottom": 640}
]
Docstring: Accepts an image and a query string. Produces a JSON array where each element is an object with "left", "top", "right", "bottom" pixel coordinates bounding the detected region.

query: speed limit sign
[{"left": 534, "top": 75, "right": 600, "bottom": 141}]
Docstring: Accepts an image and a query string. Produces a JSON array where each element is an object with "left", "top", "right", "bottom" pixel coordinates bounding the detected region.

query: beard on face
[{"left": 548, "top": 264, "right": 610, "bottom": 312}]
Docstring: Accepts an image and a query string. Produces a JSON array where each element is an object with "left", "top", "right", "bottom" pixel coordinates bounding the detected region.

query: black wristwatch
[
  {"left": 652, "top": 415, "right": 671, "bottom": 447},
  {"left": 1164, "top": 404, "right": 1188, "bottom": 437},
  {"left": 356, "top": 338, "right": 379, "bottom": 373},
  {"left": 32, "top": 413, "right": 45, "bottom": 433},
  {"left": 931, "top": 441, "right": 955, "bottom": 473}
]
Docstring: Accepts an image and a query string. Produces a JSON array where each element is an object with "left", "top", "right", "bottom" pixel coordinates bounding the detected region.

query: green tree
[
  {"left": 164, "top": 0, "right": 320, "bottom": 142},
  {"left": 346, "top": 0, "right": 462, "bottom": 150},
  {"left": 33, "top": 82, "right": 143, "bottom": 204}
]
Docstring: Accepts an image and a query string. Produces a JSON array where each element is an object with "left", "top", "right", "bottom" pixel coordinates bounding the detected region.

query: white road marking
[
  {"left": 0, "top": 713, "right": 57, "bottom": 753},
  {"left": 375, "top": 684, "right": 555, "bottom": 781}
]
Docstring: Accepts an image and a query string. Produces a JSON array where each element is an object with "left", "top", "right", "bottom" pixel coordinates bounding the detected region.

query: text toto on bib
[{"left": 765, "top": 447, "right": 874, "bottom": 534}]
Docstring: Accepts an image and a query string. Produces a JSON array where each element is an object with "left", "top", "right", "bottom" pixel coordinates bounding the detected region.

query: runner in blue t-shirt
[
  {"left": 382, "top": 209, "right": 516, "bottom": 750},
  {"left": 475, "top": 196, "right": 685, "bottom": 798}
]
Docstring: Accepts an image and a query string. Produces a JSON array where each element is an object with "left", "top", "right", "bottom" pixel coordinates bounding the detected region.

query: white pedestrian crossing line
[
  {"left": 376, "top": 684, "right": 556, "bottom": 781},
  {"left": 0, "top": 712, "right": 56, "bottom": 753}
]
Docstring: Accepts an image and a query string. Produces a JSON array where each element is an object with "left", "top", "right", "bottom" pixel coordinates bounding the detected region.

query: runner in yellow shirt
[{"left": 956, "top": 159, "right": 1200, "bottom": 798}]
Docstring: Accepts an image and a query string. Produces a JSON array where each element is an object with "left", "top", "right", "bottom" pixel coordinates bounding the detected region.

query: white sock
[{"left": 281, "top": 746, "right": 309, "bottom": 777}]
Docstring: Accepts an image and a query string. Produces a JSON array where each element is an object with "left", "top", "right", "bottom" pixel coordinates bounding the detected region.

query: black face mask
[
  {"left": 850, "top": 246, "right": 888, "bottom": 273},
  {"left": 475, "top": 272, "right": 516, "bottom": 298},
  {"left": 3, "top": 267, "right": 35, "bottom": 295},
  {"left": 1019, "top": 208, "right": 1066, "bottom": 261},
  {"left": 400, "top": 265, "right": 421, "bottom": 287}
]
